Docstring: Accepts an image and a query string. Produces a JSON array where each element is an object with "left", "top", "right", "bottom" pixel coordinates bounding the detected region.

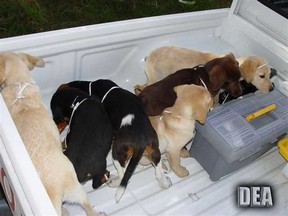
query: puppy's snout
[
  {"left": 199, "top": 119, "right": 205, "bottom": 124},
  {"left": 229, "top": 82, "right": 243, "bottom": 97},
  {"left": 56, "top": 121, "right": 68, "bottom": 133},
  {"left": 197, "top": 115, "right": 207, "bottom": 125},
  {"left": 269, "top": 83, "right": 275, "bottom": 92},
  {"left": 233, "top": 88, "right": 242, "bottom": 97}
]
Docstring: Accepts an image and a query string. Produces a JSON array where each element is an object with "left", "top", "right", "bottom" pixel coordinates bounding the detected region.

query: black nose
[{"left": 269, "top": 83, "right": 275, "bottom": 92}]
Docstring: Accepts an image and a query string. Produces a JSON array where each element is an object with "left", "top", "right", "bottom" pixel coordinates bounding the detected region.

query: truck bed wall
[{"left": 0, "top": 9, "right": 231, "bottom": 215}]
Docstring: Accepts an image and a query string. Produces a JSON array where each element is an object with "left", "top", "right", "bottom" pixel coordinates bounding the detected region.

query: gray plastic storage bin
[{"left": 190, "top": 89, "right": 288, "bottom": 181}]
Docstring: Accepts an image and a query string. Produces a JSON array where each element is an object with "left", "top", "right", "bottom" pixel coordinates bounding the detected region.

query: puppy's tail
[{"left": 115, "top": 147, "right": 145, "bottom": 203}]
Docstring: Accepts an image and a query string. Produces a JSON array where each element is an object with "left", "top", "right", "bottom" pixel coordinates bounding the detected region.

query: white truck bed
[
  {"left": 0, "top": 0, "right": 287, "bottom": 215},
  {"left": 66, "top": 147, "right": 287, "bottom": 216}
]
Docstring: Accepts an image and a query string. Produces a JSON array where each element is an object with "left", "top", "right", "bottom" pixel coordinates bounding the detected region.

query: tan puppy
[
  {"left": 0, "top": 52, "right": 105, "bottom": 216},
  {"left": 149, "top": 84, "right": 213, "bottom": 178},
  {"left": 237, "top": 56, "right": 273, "bottom": 93},
  {"left": 135, "top": 46, "right": 273, "bottom": 94}
]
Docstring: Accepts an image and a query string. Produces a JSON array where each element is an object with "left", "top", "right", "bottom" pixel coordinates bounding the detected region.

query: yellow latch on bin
[
  {"left": 278, "top": 137, "right": 288, "bottom": 161},
  {"left": 245, "top": 104, "right": 276, "bottom": 122}
]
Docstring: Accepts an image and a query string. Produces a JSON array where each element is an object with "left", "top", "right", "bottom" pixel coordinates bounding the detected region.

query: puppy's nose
[
  {"left": 231, "top": 87, "right": 243, "bottom": 97},
  {"left": 198, "top": 116, "right": 206, "bottom": 124},
  {"left": 269, "top": 83, "right": 275, "bottom": 92}
]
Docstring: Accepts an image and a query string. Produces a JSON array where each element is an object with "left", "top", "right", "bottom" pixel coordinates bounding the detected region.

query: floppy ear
[
  {"left": 16, "top": 53, "right": 45, "bottom": 70},
  {"left": 195, "top": 109, "right": 207, "bottom": 124},
  {"left": 227, "top": 52, "right": 236, "bottom": 60},
  {"left": 194, "top": 89, "right": 212, "bottom": 124},
  {"left": 170, "top": 85, "right": 189, "bottom": 116},
  {"left": 209, "top": 66, "right": 227, "bottom": 91},
  {"left": 239, "top": 59, "right": 258, "bottom": 83},
  {"left": 173, "top": 85, "right": 186, "bottom": 95}
]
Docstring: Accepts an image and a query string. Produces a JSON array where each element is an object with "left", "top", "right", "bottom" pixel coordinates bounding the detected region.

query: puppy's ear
[
  {"left": 208, "top": 96, "right": 214, "bottom": 109},
  {"left": 57, "top": 83, "right": 70, "bottom": 91},
  {"left": 194, "top": 89, "right": 212, "bottom": 124},
  {"left": 239, "top": 59, "right": 258, "bottom": 83},
  {"left": 173, "top": 85, "right": 186, "bottom": 95},
  {"left": 16, "top": 53, "right": 45, "bottom": 70},
  {"left": 227, "top": 52, "right": 236, "bottom": 60},
  {"left": 209, "top": 66, "right": 227, "bottom": 91},
  {"left": 195, "top": 109, "right": 207, "bottom": 124}
]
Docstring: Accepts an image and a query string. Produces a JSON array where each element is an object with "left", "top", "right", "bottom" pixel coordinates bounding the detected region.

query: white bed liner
[
  {"left": 66, "top": 148, "right": 287, "bottom": 216},
  {"left": 0, "top": 0, "right": 287, "bottom": 215}
]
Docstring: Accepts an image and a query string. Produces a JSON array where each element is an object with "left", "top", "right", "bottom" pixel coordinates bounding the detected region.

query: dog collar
[
  {"left": 197, "top": 64, "right": 205, "bottom": 68},
  {"left": 69, "top": 97, "right": 88, "bottom": 124},
  {"left": 257, "top": 63, "right": 269, "bottom": 70},
  {"left": 63, "top": 97, "right": 88, "bottom": 151},
  {"left": 199, "top": 78, "right": 208, "bottom": 91},
  {"left": 89, "top": 81, "right": 93, "bottom": 96},
  {"left": 0, "top": 82, "right": 35, "bottom": 91},
  {"left": 193, "top": 65, "right": 208, "bottom": 91},
  {"left": 1, "top": 82, "right": 37, "bottom": 105},
  {"left": 101, "top": 86, "right": 120, "bottom": 103},
  {"left": 221, "top": 94, "right": 230, "bottom": 104},
  {"left": 163, "top": 109, "right": 195, "bottom": 121}
]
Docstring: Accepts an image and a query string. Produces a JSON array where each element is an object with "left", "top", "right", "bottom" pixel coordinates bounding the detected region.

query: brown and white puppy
[
  {"left": 149, "top": 84, "right": 213, "bottom": 177},
  {"left": 0, "top": 52, "right": 105, "bottom": 216},
  {"left": 135, "top": 46, "right": 273, "bottom": 94},
  {"left": 137, "top": 53, "right": 242, "bottom": 116}
]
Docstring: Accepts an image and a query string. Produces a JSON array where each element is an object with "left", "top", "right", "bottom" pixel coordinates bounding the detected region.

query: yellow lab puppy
[
  {"left": 0, "top": 52, "right": 105, "bottom": 216},
  {"left": 135, "top": 46, "right": 273, "bottom": 94},
  {"left": 149, "top": 84, "right": 213, "bottom": 177},
  {"left": 237, "top": 56, "right": 273, "bottom": 93}
]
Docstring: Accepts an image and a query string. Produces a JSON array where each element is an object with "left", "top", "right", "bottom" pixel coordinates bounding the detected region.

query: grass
[{"left": 0, "top": 0, "right": 232, "bottom": 38}]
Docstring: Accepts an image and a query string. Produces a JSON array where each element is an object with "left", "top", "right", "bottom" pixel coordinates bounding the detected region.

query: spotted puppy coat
[{"left": 67, "top": 79, "right": 171, "bottom": 202}]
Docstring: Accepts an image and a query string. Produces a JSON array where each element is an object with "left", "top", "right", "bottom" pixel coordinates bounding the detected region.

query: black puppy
[
  {"left": 50, "top": 84, "right": 113, "bottom": 189},
  {"left": 67, "top": 79, "right": 171, "bottom": 202}
]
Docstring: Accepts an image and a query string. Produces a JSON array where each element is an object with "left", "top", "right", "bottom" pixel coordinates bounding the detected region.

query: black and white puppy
[
  {"left": 50, "top": 84, "right": 113, "bottom": 189},
  {"left": 67, "top": 79, "right": 171, "bottom": 202}
]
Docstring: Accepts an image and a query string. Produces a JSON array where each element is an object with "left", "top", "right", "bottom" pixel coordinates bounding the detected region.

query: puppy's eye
[{"left": 259, "top": 75, "right": 265, "bottom": 79}]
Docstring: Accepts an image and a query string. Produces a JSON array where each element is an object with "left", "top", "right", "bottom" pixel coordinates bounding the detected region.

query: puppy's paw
[
  {"left": 134, "top": 84, "right": 147, "bottom": 95},
  {"left": 162, "top": 162, "right": 170, "bottom": 173},
  {"left": 98, "top": 212, "right": 109, "bottom": 216},
  {"left": 159, "top": 176, "right": 172, "bottom": 189},
  {"left": 173, "top": 166, "right": 189, "bottom": 178},
  {"left": 180, "top": 148, "right": 190, "bottom": 158},
  {"left": 106, "top": 174, "right": 121, "bottom": 188},
  {"left": 134, "top": 84, "right": 142, "bottom": 95},
  {"left": 139, "top": 156, "right": 151, "bottom": 166},
  {"left": 61, "top": 207, "right": 69, "bottom": 216}
]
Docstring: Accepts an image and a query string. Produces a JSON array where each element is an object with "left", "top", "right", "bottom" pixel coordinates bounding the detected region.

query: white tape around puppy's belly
[{"left": 120, "top": 114, "right": 135, "bottom": 128}]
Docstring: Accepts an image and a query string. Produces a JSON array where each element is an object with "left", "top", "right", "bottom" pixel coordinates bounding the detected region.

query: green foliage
[{"left": 0, "top": 0, "right": 232, "bottom": 38}]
